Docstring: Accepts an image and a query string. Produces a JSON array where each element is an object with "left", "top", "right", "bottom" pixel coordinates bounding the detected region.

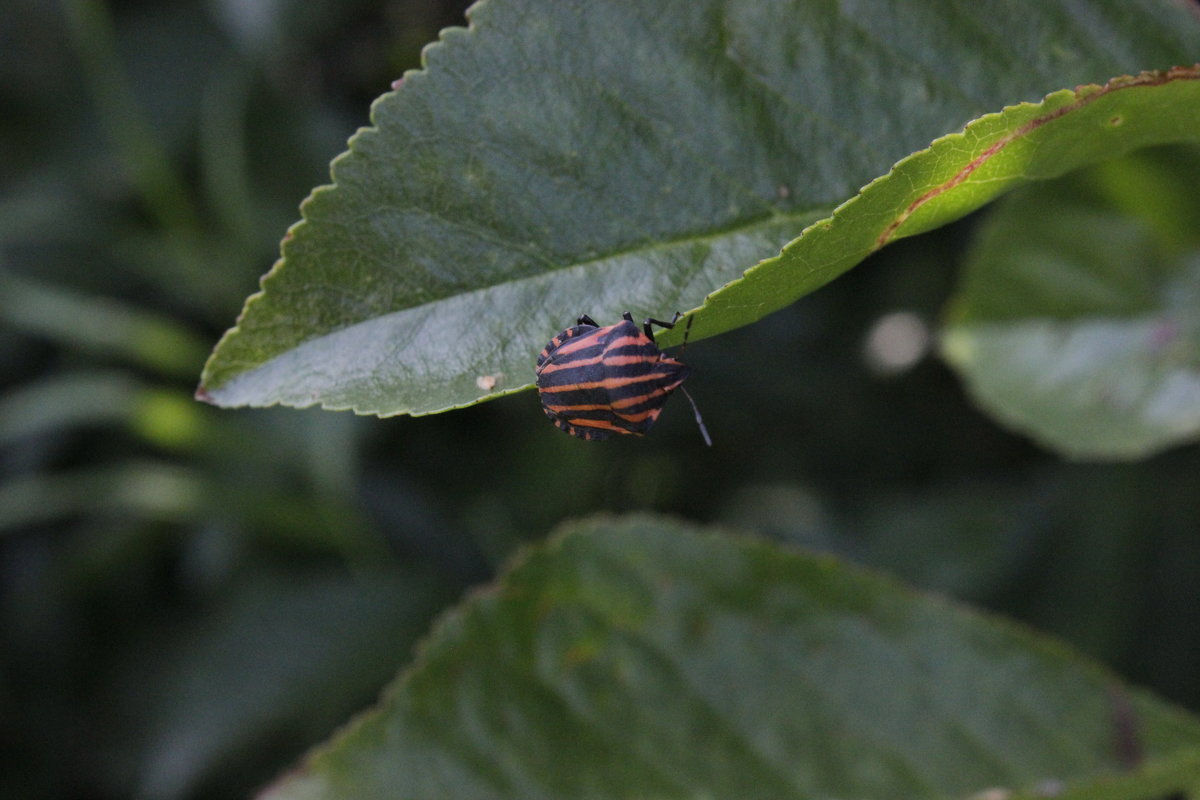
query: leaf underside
[{"left": 197, "top": 0, "right": 1200, "bottom": 417}]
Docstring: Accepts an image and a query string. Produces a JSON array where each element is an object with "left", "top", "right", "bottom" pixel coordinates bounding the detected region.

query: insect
[{"left": 535, "top": 311, "right": 712, "bottom": 446}]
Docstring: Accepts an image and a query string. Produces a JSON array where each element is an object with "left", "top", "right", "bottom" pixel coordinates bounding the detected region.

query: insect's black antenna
[{"left": 679, "top": 386, "right": 712, "bottom": 447}]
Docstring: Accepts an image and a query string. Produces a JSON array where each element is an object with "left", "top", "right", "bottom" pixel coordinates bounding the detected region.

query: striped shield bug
[{"left": 535, "top": 311, "right": 712, "bottom": 446}]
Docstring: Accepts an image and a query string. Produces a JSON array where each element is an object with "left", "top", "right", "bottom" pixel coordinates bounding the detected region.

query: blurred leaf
[
  {"left": 0, "top": 171, "right": 112, "bottom": 246},
  {"left": 0, "top": 460, "right": 204, "bottom": 532},
  {"left": 0, "top": 270, "right": 210, "bottom": 379},
  {"left": 942, "top": 147, "right": 1200, "bottom": 460},
  {"left": 130, "top": 388, "right": 207, "bottom": 449},
  {"left": 0, "top": 369, "right": 206, "bottom": 451},
  {"left": 262, "top": 515, "right": 1200, "bottom": 800},
  {"left": 0, "top": 370, "right": 142, "bottom": 445},
  {"left": 199, "top": 58, "right": 259, "bottom": 247},
  {"left": 0, "top": 455, "right": 378, "bottom": 555},
  {"left": 1001, "top": 750, "right": 1200, "bottom": 800},
  {"left": 197, "top": 0, "right": 1200, "bottom": 416},
  {"left": 62, "top": 0, "right": 202, "bottom": 230},
  {"left": 120, "top": 569, "right": 453, "bottom": 800}
]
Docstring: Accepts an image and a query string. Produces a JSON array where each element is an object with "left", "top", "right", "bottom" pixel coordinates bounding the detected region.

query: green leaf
[
  {"left": 1004, "top": 749, "right": 1200, "bottom": 800},
  {"left": 197, "top": 0, "right": 1200, "bottom": 416},
  {"left": 261, "top": 515, "right": 1200, "bottom": 800},
  {"left": 942, "top": 145, "right": 1200, "bottom": 460},
  {"left": 704, "top": 69, "right": 1200, "bottom": 338}
]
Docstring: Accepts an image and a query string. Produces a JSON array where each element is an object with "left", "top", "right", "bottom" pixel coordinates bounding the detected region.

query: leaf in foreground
[
  {"left": 196, "top": 0, "right": 1200, "bottom": 416},
  {"left": 261, "top": 515, "right": 1200, "bottom": 800},
  {"left": 942, "top": 146, "right": 1200, "bottom": 460}
]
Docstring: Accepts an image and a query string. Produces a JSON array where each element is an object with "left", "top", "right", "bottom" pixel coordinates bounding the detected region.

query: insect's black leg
[
  {"left": 678, "top": 314, "right": 696, "bottom": 355},
  {"left": 577, "top": 314, "right": 598, "bottom": 327},
  {"left": 642, "top": 311, "right": 683, "bottom": 342},
  {"left": 621, "top": 311, "right": 634, "bottom": 323}
]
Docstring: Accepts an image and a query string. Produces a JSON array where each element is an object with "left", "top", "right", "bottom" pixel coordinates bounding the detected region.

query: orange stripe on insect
[
  {"left": 544, "top": 403, "right": 613, "bottom": 413},
  {"left": 541, "top": 371, "right": 682, "bottom": 393},
  {"left": 614, "top": 407, "right": 663, "bottom": 423},
  {"left": 567, "top": 417, "right": 631, "bottom": 432},
  {"left": 546, "top": 390, "right": 666, "bottom": 414},
  {"left": 537, "top": 351, "right": 664, "bottom": 374}
]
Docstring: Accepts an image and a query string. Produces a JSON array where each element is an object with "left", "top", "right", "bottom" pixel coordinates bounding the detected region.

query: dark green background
[{"left": 2, "top": 1, "right": 1198, "bottom": 798}]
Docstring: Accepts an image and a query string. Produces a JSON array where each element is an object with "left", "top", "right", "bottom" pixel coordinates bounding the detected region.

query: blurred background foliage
[{"left": 1, "top": 1, "right": 1198, "bottom": 799}]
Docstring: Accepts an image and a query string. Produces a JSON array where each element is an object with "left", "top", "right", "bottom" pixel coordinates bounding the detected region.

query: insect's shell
[{"left": 535, "top": 318, "right": 689, "bottom": 440}]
